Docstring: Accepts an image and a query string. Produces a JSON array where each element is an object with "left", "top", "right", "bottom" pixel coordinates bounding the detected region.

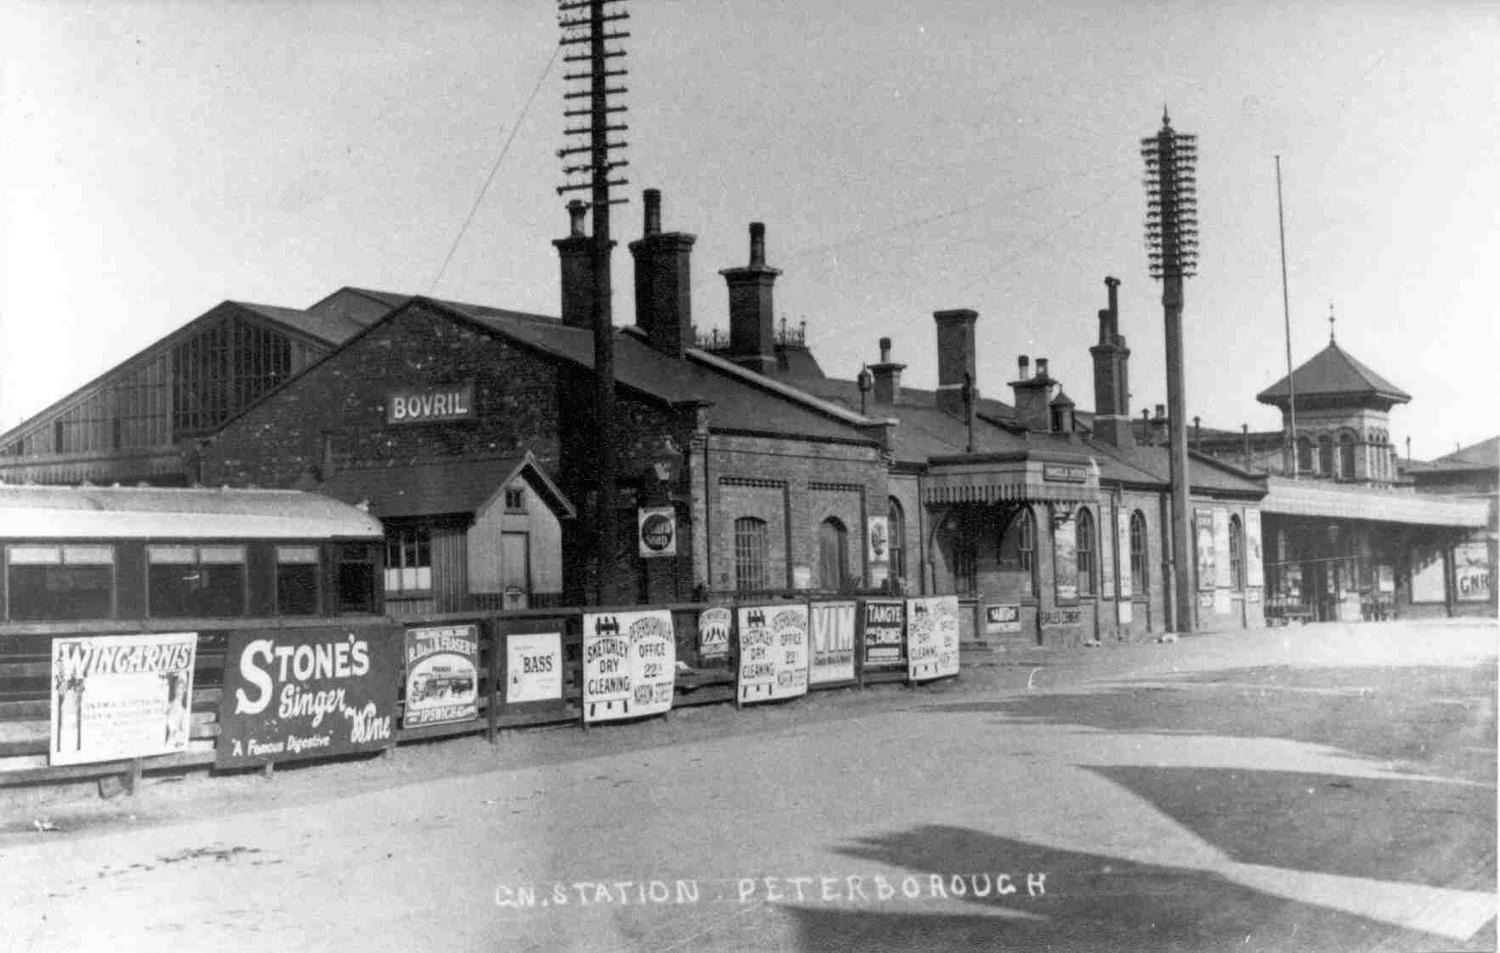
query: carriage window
[
  {"left": 336, "top": 543, "right": 378, "bottom": 613},
  {"left": 6, "top": 544, "right": 115, "bottom": 621},
  {"left": 147, "top": 544, "right": 246, "bottom": 618},
  {"left": 276, "top": 545, "right": 320, "bottom": 616}
]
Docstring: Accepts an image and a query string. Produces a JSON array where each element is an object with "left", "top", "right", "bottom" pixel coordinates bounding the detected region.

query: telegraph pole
[
  {"left": 1142, "top": 109, "right": 1199, "bottom": 634},
  {"left": 558, "top": 0, "right": 629, "bottom": 602}
]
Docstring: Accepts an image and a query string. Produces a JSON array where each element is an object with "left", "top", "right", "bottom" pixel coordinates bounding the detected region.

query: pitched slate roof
[
  {"left": 430, "top": 301, "right": 879, "bottom": 445},
  {"left": 312, "top": 454, "right": 573, "bottom": 520},
  {"left": 1086, "top": 441, "right": 1266, "bottom": 496},
  {"left": 1406, "top": 436, "right": 1500, "bottom": 474},
  {"left": 1256, "top": 342, "right": 1411, "bottom": 406}
]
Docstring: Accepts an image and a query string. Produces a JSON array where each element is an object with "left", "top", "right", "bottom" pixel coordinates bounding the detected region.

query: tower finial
[
  {"left": 1162, "top": 104, "right": 1171, "bottom": 127},
  {"left": 1328, "top": 302, "right": 1336, "bottom": 345}
]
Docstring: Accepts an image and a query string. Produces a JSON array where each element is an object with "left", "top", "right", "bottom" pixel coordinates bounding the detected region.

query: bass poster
[
  {"left": 698, "top": 606, "right": 731, "bottom": 661},
  {"left": 737, "top": 603, "right": 809, "bottom": 703},
  {"left": 217, "top": 624, "right": 401, "bottom": 769},
  {"left": 861, "top": 598, "right": 905, "bottom": 666},
  {"left": 403, "top": 624, "right": 479, "bottom": 728},
  {"left": 50, "top": 632, "right": 197, "bottom": 766},
  {"left": 506, "top": 632, "right": 563, "bottom": 704},
  {"left": 907, "top": 595, "right": 960, "bottom": 682},
  {"left": 582, "top": 610, "right": 675, "bottom": 723},
  {"left": 808, "top": 600, "right": 857, "bottom": 685},
  {"left": 1195, "top": 509, "right": 1217, "bottom": 591}
]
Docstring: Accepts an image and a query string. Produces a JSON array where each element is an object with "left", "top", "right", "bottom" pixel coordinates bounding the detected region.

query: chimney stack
[
  {"left": 933, "top": 309, "right": 978, "bottom": 419},
  {"left": 1010, "top": 353, "right": 1053, "bottom": 432},
  {"left": 1089, "top": 276, "right": 1134, "bottom": 447},
  {"left": 869, "top": 336, "right": 906, "bottom": 406},
  {"left": 1150, "top": 404, "right": 1169, "bottom": 445},
  {"left": 629, "top": 189, "right": 697, "bottom": 356},
  {"left": 553, "top": 200, "right": 594, "bottom": 329},
  {"left": 720, "top": 222, "right": 781, "bottom": 374}
]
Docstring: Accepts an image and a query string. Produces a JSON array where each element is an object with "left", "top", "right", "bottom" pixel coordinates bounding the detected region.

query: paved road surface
[{"left": 2, "top": 620, "right": 1494, "bottom": 952}]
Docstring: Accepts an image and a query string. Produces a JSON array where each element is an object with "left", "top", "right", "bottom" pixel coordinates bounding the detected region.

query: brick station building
[{"left": 5, "top": 189, "right": 1280, "bottom": 641}]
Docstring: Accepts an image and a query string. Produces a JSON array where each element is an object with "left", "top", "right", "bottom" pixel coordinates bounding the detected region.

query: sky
[{"left": 2, "top": 0, "right": 1496, "bottom": 460}]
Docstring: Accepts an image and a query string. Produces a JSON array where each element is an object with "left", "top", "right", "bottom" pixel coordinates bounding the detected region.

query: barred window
[
  {"left": 818, "top": 518, "right": 849, "bottom": 591},
  {"left": 1129, "top": 510, "right": 1148, "bottom": 594},
  {"left": 887, "top": 497, "right": 906, "bottom": 582},
  {"left": 734, "top": 517, "right": 769, "bottom": 592},
  {"left": 1076, "top": 508, "right": 1096, "bottom": 596},
  {"left": 384, "top": 525, "right": 432, "bottom": 594}
]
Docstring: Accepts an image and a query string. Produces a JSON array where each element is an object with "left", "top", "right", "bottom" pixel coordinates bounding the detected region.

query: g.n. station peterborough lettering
[{"left": 385, "top": 382, "right": 476, "bottom": 424}]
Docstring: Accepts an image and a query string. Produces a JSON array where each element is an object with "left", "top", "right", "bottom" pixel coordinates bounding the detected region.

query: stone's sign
[
  {"left": 385, "top": 382, "right": 475, "bottom": 424},
  {"left": 1040, "top": 608, "right": 1082, "bottom": 626},
  {"left": 698, "top": 607, "right": 731, "bottom": 661},
  {"left": 985, "top": 604, "right": 1022, "bottom": 635},
  {"left": 1117, "top": 601, "right": 1133, "bottom": 624},
  {"left": 404, "top": 624, "right": 479, "bottom": 728},
  {"left": 506, "top": 632, "right": 562, "bottom": 705},
  {"left": 217, "top": 623, "right": 401, "bottom": 768},
  {"left": 861, "top": 599, "right": 906, "bottom": 666},
  {"left": 637, "top": 506, "right": 677, "bottom": 558},
  {"left": 50, "top": 632, "right": 197, "bottom": 766},
  {"left": 737, "top": 604, "right": 809, "bottom": 703},
  {"left": 808, "top": 601, "right": 857, "bottom": 685},
  {"left": 582, "top": 611, "right": 674, "bottom": 723},
  {"left": 1116, "top": 508, "right": 1133, "bottom": 598},
  {"left": 1042, "top": 463, "right": 1088, "bottom": 483},
  {"left": 1053, "top": 510, "right": 1078, "bottom": 602},
  {"left": 907, "top": 595, "right": 959, "bottom": 682}
]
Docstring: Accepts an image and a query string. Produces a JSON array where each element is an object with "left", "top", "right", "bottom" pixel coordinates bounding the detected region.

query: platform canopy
[
  {"left": 1261, "top": 477, "right": 1487, "bottom": 527},
  {"left": 920, "top": 452, "right": 1099, "bottom": 505}
]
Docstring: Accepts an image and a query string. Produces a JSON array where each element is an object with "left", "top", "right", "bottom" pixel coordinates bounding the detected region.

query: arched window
[
  {"left": 997, "top": 507, "right": 1038, "bottom": 597},
  {"left": 1296, "top": 436, "right": 1314, "bottom": 475},
  {"left": 1129, "top": 510, "right": 1148, "bottom": 594},
  {"left": 1318, "top": 436, "right": 1334, "bottom": 477},
  {"left": 1076, "top": 508, "right": 1096, "bottom": 595},
  {"left": 818, "top": 518, "right": 849, "bottom": 591},
  {"left": 734, "top": 517, "right": 768, "bottom": 592},
  {"left": 1339, "top": 432, "right": 1356, "bottom": 481},
  {"left": 887, "top": 497, "right": 906, "bottom": 583},
  {"left": 1229, "top": 514, "right": 1245, "bottom": 589}
]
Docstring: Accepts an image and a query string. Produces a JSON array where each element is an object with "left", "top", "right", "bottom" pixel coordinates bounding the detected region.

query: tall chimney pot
[
  {"left": 567, "top": 199, "right": 588, "bottom": 238},
  {"left": 643, "top": 189, "right": 661, "bottom": 236},
  {"left": 879, "top": 337, "right": 892, "bottom": 363},
  {"left": 1036, "top": 357, "right": 1050, "bottom": 379},
  {"left": 750, "top": 222, "right": 766, "bottom": 267}
]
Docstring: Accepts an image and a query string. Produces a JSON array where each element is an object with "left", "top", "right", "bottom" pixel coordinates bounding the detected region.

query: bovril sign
[
  {"left": 386, "top": 382, "right": 476, "bottom": 424},
  {"left": 638, "top": 506, "right": 677, "bottom": 559}
]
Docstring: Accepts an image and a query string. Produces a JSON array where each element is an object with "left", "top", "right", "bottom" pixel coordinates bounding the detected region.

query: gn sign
[{"left": 638, "top": 506, "right": 677, "bottom": 559}]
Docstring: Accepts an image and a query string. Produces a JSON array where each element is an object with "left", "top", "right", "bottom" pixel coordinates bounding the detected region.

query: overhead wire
[{"left": 429, "top": 43, "right": 562, "bottom": 295}]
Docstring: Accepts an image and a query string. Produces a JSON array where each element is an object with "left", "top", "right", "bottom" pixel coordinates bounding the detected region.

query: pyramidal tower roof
[{"left": 1257, "top": 339, "right": 1411, "bottom": 408}]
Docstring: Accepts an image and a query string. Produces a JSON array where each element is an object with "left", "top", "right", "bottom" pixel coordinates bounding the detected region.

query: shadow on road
[
  {"left": 1091, "top": 764, "right": 1496, "bottom": 891},
  {"left": 924, "top": 664, "right": 1497, "bottom": 783},
  {"left": 778, "top": 824, "right": 1495, "bottom": 953}
]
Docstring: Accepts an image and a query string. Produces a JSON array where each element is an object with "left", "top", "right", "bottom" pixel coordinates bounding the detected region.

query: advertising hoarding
[
  {"left": 50, "top": 632, "right": 197, "bottom": 766},
  {"left": 218, "top": 624, "right": 401, "bottom": 768},
  {"left": 404, "top": 624, "right": 479, "bottom": 728},
  {"left": 582, "top": 610, "right": 675, "bottom": 723}
]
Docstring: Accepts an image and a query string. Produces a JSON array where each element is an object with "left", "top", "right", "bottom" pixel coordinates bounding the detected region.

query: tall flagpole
[{"left": 1276, "top": 155, "right": 1299, "bottom": 478}]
